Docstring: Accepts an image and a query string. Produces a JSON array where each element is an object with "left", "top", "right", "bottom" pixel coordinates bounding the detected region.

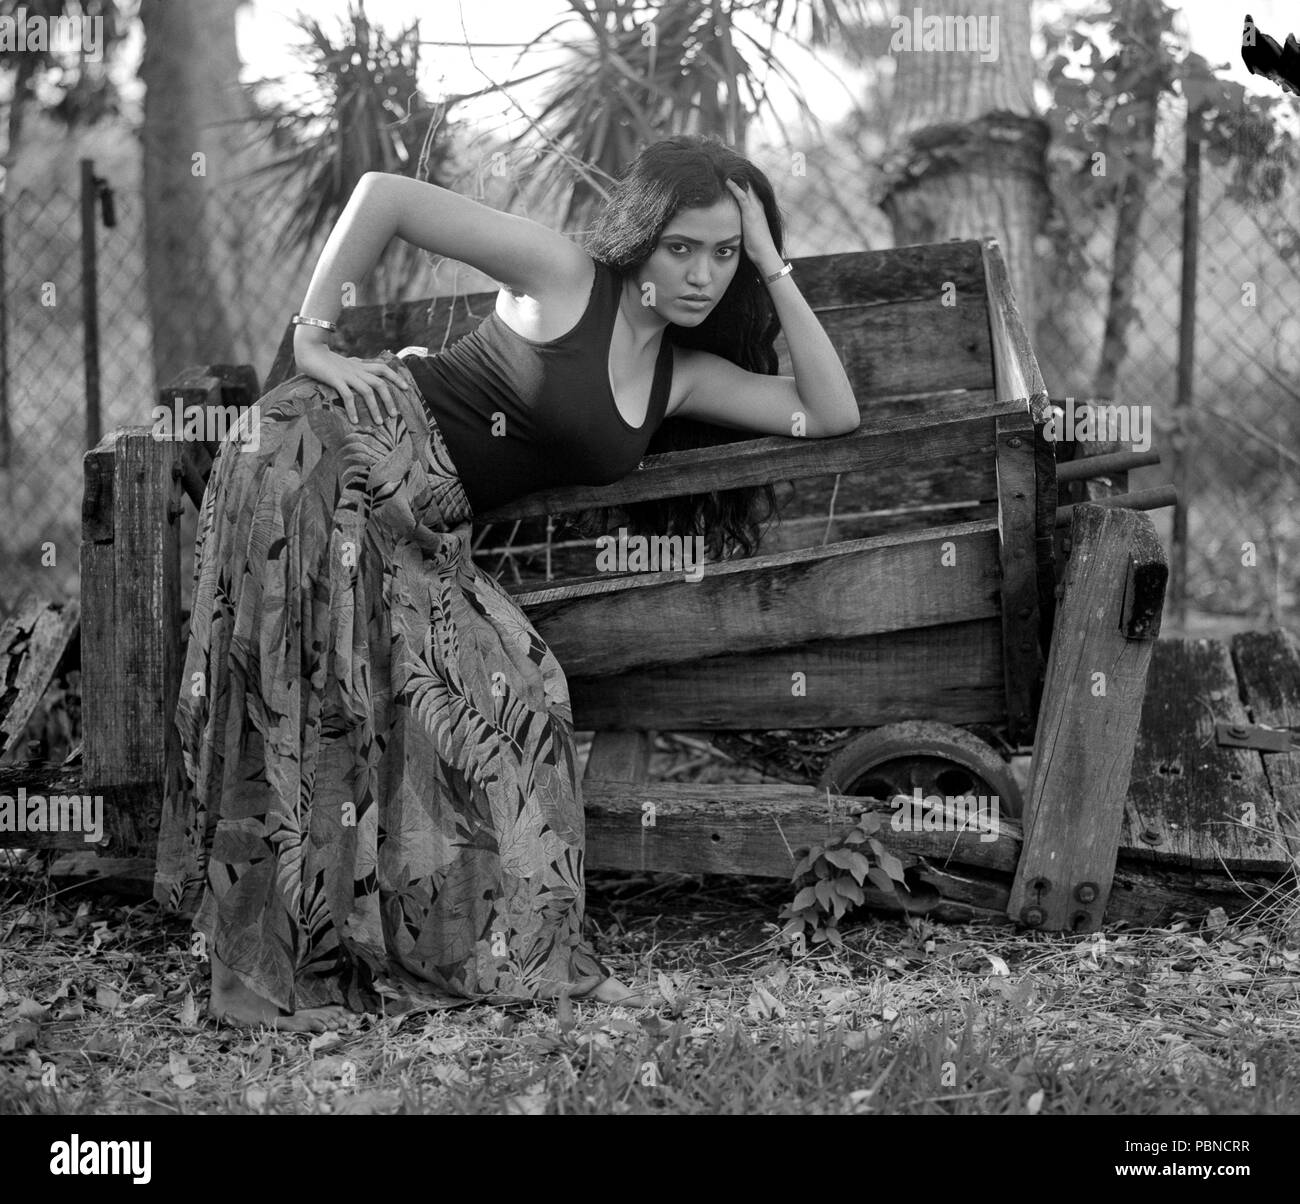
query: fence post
[
  {"left": 80, "top": 158, "right": 102, "bottom": 451},
  {"left": 0, "top": 179, "right": 9, "bottom": 469},
  {"left": 1170, "top": 103, "right": 1203, "bottom": 628}
]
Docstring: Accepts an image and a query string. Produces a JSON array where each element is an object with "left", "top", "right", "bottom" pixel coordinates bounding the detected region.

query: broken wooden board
[
  {"left": 1123, "top": 637, "right": 1289, "bottom": 872},
  {"left": 1229, "top": 627, "right": 1300, "bottom": 862},
  {"left": 0, "top": 599, "right": 80, "bottom": 764},
  {"left": 0, "top": 760, "right": 158, "bottom": 855}
]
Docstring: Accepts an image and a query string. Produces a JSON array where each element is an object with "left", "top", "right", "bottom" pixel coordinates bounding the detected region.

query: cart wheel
[{"left": 817, "top": 721, "right": 1023, "bottom": 819}]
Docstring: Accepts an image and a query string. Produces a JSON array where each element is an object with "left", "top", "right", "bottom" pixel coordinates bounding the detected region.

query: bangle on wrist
[
  {"left": 763, "top": 262, "right": 793, "bottom": 285},
  {"left": 292, "top": 313, "right": 339, "bottom": 333}
]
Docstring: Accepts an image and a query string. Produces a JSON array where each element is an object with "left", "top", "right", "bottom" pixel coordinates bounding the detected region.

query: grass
[{"left": 2, "top": 851, "right": 1299, "bottom": 1116}]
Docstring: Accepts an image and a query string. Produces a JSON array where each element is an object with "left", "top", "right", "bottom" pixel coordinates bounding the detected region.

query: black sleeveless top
[{"left": 403, "top": 258, "right": 673, "bottom": 514}]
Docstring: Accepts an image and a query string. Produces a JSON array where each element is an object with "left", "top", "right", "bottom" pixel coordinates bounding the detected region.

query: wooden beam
[
  {"left": 519, "top": 519, "right": 1002, "bottom": 678},
  {"left": 566, "top": 617, "right": 1006, "bottom": 732},
  {"left": 582, "top": 782, "right": 1020, "bottom": 879},
  {"left": 478, "top": 398, "right": 1013, "bottom": 523},
  {"left": 980, "top": 238, "right": 1049, "bottom": 420},
  {"left": 79, "top": 429, "right": 183, "bottom": 825},
  {"left": 1008, "top": 504, "right": 1167, "bottom": 932}
]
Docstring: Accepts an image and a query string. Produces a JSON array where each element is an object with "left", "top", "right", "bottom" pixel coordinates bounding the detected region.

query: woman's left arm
[{"left": 673, "top": 180, "right": 860, "bottom": 439}]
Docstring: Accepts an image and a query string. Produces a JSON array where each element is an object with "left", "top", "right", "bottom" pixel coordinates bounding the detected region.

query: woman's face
[{"left": 633, "top": 197, "right": 744, "bottom": 326}]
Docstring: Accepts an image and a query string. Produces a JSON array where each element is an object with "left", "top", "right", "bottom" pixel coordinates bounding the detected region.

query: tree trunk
[
  {"left": 138, "top": 0, "right": 250, "bottom": 387},
  {"left": 878, "top": 0, "right": 1049, "bottom": 329},
  {"left": 1092, "top": 0, "right": 1164, "bottom": 401}
]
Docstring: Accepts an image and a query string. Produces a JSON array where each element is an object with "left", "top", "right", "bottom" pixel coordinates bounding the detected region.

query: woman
[{"left": 154, "top": 135, "right": 859, "bottom": 1031}]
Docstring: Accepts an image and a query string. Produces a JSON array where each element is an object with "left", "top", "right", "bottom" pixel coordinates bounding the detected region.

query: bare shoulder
[{"left": 495, "top": 249, "right": 599, "bottom": 342}]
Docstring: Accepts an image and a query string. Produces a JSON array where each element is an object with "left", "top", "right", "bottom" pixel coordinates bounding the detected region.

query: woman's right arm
[{"left": 293, "top": 172, "right": 592, "bottom": 424}]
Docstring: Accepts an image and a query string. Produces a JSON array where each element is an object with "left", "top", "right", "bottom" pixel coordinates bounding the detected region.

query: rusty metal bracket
[{"left": 1214, "top": 722, "right": 1300, "bottom": 753}]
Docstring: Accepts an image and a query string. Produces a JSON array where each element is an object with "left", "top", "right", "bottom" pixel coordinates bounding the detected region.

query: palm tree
[
  {"left": 242, "top": 0, "right": 458, "bottom": 304},
  {"left": 486, "top": 0, "right": 874, "bottom": 231},
  {"left": 875, "top": 0, "right": 1049, "bottom": 329}
]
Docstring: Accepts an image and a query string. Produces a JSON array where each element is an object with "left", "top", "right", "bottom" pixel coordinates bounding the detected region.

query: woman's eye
[{"left": 717, "top": 247, "right": 735, "bottom": 258}]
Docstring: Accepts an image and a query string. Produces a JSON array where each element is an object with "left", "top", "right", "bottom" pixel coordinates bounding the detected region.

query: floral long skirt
[{"left": 153, "top": 351, "right": 608, "bottom": 1012}]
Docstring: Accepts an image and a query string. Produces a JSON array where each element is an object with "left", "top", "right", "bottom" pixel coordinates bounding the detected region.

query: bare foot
[{"left": 209, "top": 952, "right": 355, "bottom": 1032}]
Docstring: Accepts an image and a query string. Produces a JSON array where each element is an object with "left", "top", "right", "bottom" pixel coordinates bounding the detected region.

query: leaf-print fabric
[{"left": 153, "top": 352, "right": 608, "bottom": 1011}]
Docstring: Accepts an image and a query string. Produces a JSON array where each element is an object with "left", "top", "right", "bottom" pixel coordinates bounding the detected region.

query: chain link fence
[{"left": 1, "top": 108, "right": 1296, "bottom": 631}]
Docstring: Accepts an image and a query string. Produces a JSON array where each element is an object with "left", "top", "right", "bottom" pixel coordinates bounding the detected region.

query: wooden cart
[{"left": 2, "top": 238, "right": 1184, "bottom": 933}]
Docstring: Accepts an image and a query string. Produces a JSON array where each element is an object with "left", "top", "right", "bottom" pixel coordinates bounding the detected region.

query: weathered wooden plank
[
  {"left": 519, "top": 520, "right": 1002, "bottom": 678},
  {"left": 775, "top": 296, "right": 993, "bottom": 400},
  {"left": 1122, "top": 638, "right": 1282, "bottom": 871},
  {"left": 0, "top": 600, "right": 80, "bottom": 763},
  {"left": 582, "top": 783, "right": 1020, "bottom": 878},
  {"left": 478, "top": 399, "right": 1015, "bottom": 523},
  {"left": 48, "top": 854, "right": 157, "bottom": 893},
  {"left": 1033, "top": 419, "right": 1059, "bottom": 665},
  {"left": 1008, "top": 505, "right": 1167, "bottom": 932},
  {"left": 994, "top": 411, "right": 1045, "bottom": 745},
  {"left": 771, "top": 445, "right": 994, "bottom": 525},
  {"left": 582, "top": 731, "right": 654, "bottom": 784},
  {"left": 81, "top": 429, "right": 183, "bottom": 798},
  {"left": 81, "top": 433, "right": 118, "bottom": 545},
  {"left": 567, "top": 616, "right": 1006, "bottom": 731},
  {"left": 981, "top": 238, "right": 1049, "bottom": 420},
  {"left": 1229, "top": 627, "right": 1300, "bottom": 860},
  {"left": 752, "top": 501, "right": 999, "bottom": 556},
  {"left": 1105, "top": 862, "right": 1278, "bottom": 926},
  {"left": 0, "top": 762, "right": 156, "bottom": 854}
]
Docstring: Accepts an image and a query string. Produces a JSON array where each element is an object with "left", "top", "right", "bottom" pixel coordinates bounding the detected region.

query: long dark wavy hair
[{"left": 567, "top": 134, "right": 786, "bottom": 559}]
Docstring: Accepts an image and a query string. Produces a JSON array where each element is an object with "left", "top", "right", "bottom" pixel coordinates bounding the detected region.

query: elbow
[{"left": 826, "top": 406, "right": 861, "bottom": 437}]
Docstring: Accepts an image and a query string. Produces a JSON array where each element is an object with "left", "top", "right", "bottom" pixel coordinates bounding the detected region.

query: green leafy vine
[{"left": 780, "top": 810, "right": 908, "bottom": 950}]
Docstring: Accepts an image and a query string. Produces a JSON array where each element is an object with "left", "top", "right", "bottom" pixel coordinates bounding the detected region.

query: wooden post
[
  {"left": 80, "top": 428, "right": 183, "bottom": 851},
  {"left": 1008, "top": 503, "right": 1167, "bottom": 932}
]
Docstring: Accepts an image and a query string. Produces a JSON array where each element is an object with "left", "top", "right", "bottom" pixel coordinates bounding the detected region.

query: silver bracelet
[
  {"left": 292, "top": 313, "right": 339, "bottom": 333},
  {"left": 763, "top": 262, "right": 793, "bottom": 284}
]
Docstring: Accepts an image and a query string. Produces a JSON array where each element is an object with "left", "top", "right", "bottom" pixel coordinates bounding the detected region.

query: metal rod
[
  {"left": 1054, "top": 485, "right": 1178, "bottom": 528},
  {"left": 80, "top": 158, "right": 101, "bottom": 449},
  {"left": 1170, "top": 105, "right": 1202, "bottom": 625},
  {"left": 1056, "top": 448, "right": 1161, "bottom": 483}
]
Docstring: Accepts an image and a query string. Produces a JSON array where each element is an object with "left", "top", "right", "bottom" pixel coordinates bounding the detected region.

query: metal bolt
[
  {"left": 1075, "top": 881, "right": 1098, "bottom": 904},
  {"left": 1021, "top": 906, "right": 1045, "bottom": 927},
  {"left": 1030, "top": 876, "right": 1051, "bottom": 894},
  {"left": 1228, "top": 725, "right": 1248, "bottom": 739},
  {"left": 1140, "top": 827, "right": 1162, "bottom": 844},
  {"left": 1018, "top": 607, "right": 1032, "bottom": 619},
  {"left": 1007, "top": 437, "right": 1023, "bottom": 448}
]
